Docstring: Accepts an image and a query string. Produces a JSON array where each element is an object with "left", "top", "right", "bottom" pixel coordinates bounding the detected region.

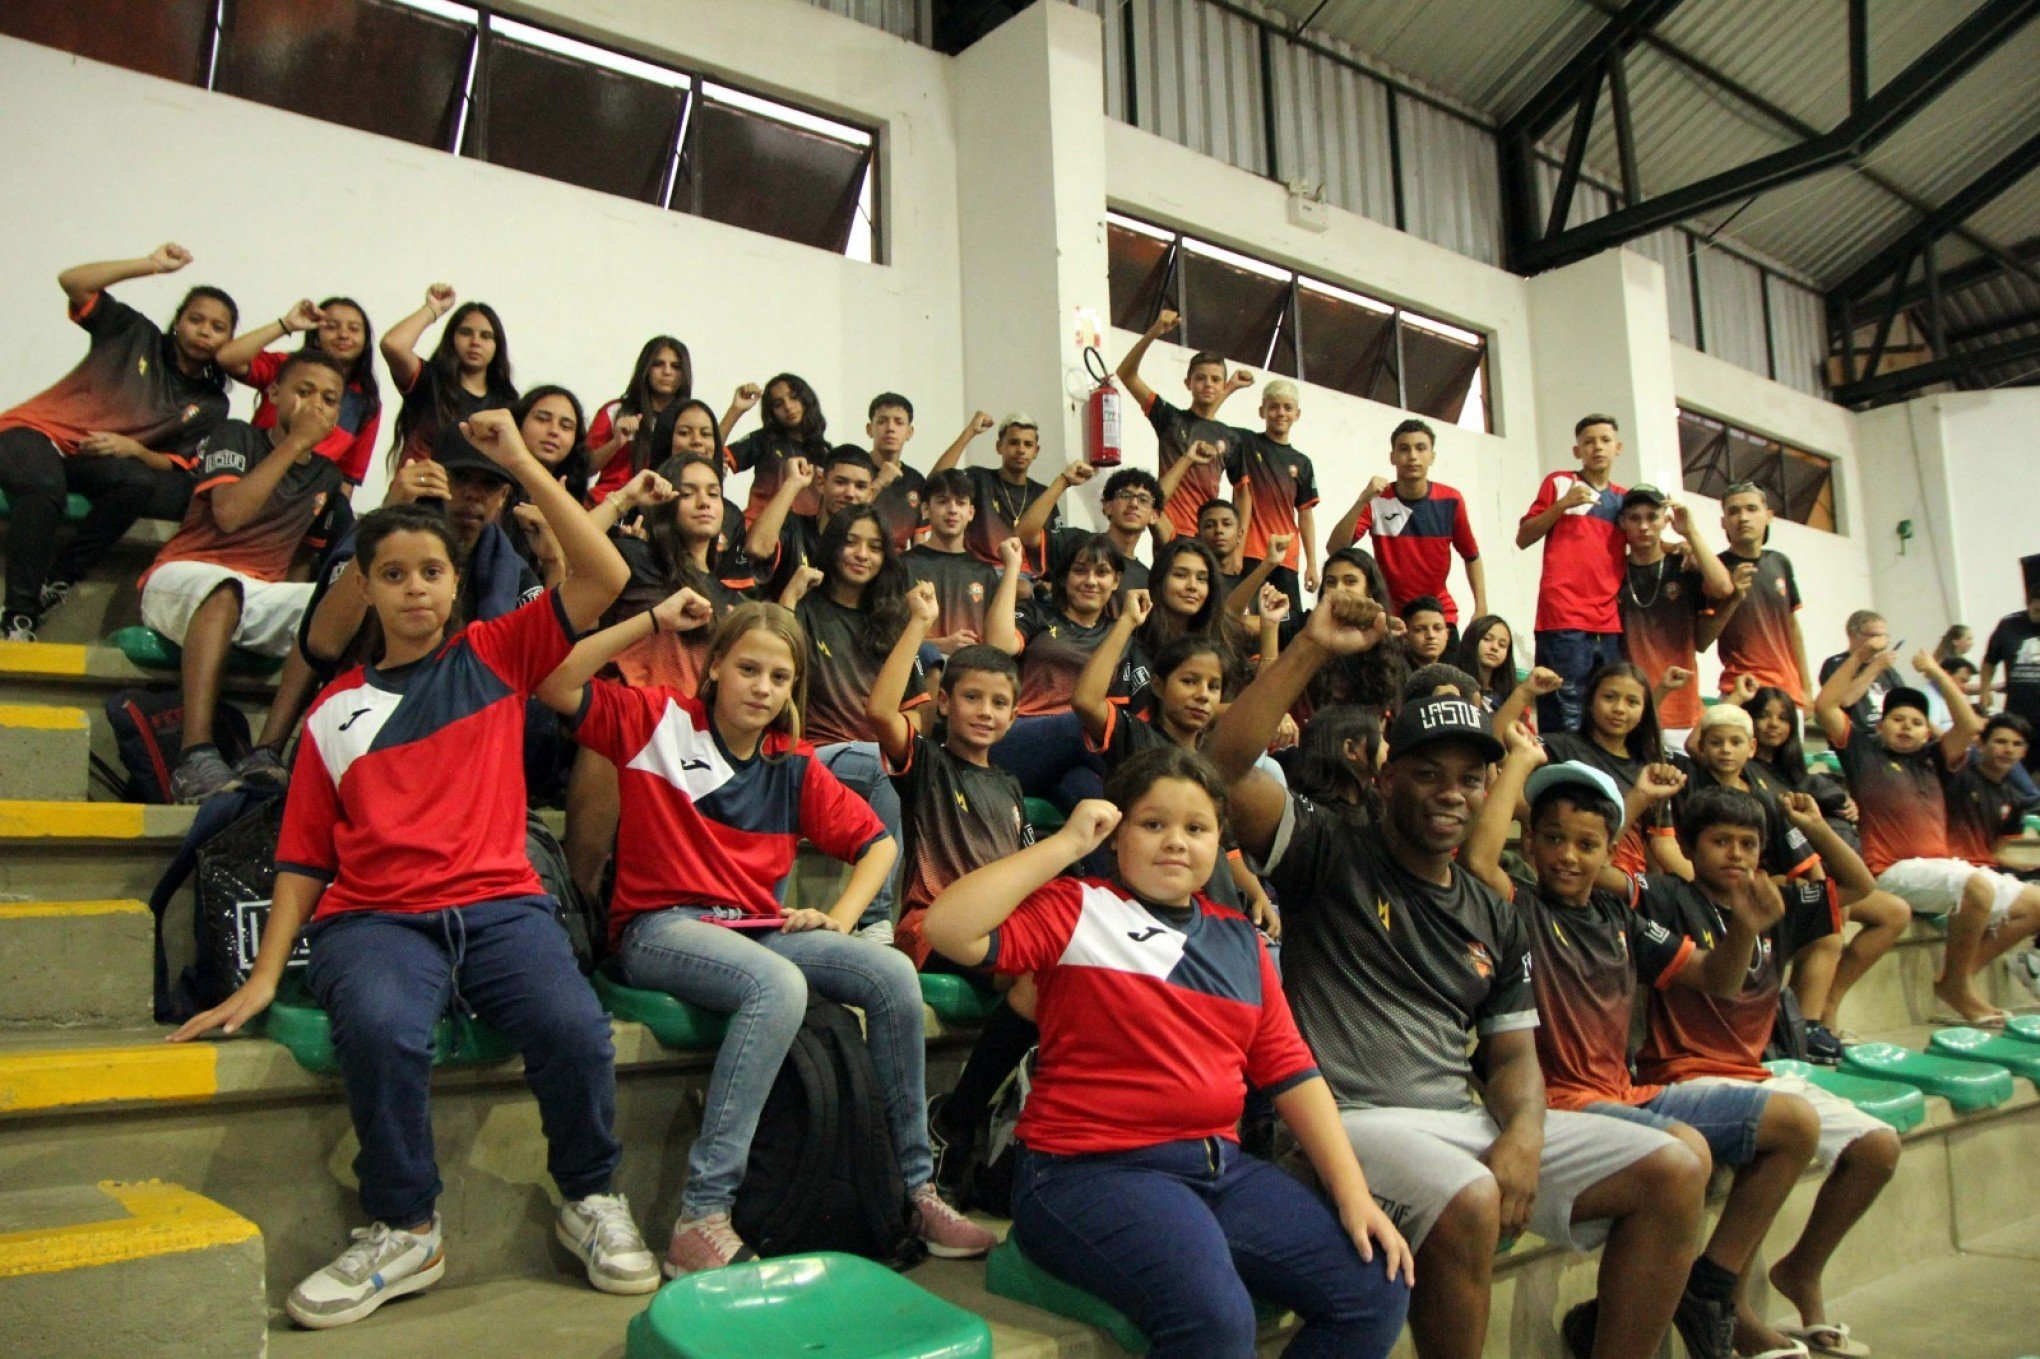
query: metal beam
[
  {"left": 1831, "top": 331, "right": 2040, "bottom": 405},
  {"left": 1503, "top": 0, "right": 1690, "bottom": 140},
  {"left": 1830, "top": 129, "right": 2040, "bottom": 302},
  {"left": 1516, "top": 0, "right": 2040, "bottom": 274},
  {"left": 1947, "top": 305, "right": 2040, "bottom": 344},
  {"left": 1857, "top": 232, "right": 2040, "bottom": 318},
  {"left": 1848, "top": 0, "right": 1870, "bottom": 112},
  {"left": 1546, "top": 64, "right": 1605, "bottom": 238},
  {"left": 1608, "top": 49, "right": 1642, "bottom": 206}
]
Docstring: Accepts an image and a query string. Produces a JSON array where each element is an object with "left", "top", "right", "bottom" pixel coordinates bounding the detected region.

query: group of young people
[{"left": 3, "top": 248, "right": 2038, "bottom": 1359}]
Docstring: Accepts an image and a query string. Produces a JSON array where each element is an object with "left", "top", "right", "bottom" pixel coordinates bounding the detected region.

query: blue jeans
[
  {"left": 1587, "top": 1082, "right": 1771, "bottom": 1168},
  {"left": 815, "top": 741, "right": 901, "bottom": 932},
  {"left": 1013, "top": 1138, "right": 1409, "bottom": 1359},
  {"left": 992, "top": 711, "right": 1106, "bottom": 808},
  {"left": 304, "top": 897, "right": 620, "bottom": 1228},
  {"left": 617, "top": 906, "right": 934, "bottom": 1217},
  {"left": 1534, "top": 629, "right": 1623, "bottom": 732}
]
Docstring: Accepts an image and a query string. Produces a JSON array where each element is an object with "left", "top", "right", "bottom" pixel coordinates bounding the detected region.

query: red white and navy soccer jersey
[
  {"left": 571, "top": 683, "right": 886, "bottom": 943},
  {"left": 276, "top": 592, "right": 578, "bottom": 920},
  {"left": 1350, "top": 481, "right": 1481, "bottom": 622},
  {"left": 986, "top": 877, "right": 1318, "bottom": 1155}
]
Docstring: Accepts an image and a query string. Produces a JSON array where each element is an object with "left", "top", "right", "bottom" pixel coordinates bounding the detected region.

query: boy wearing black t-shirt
[
  {"left": 866, "top": 392, "right": 925, "bottom": 552},
  {"left": 1115, "top": 309, "right": 1252, "bottom": 540},
  {"left": 904, "top": 469, "right": 1002, "bottom": 654},
  {"left": 746, "top": 446, "right": 877, "bottom": 598},
  {"left": 1980, "top": 561, "right": 2040, "bottom": 770},
  {"left": 927, "top": 411, "right": 1062, "bottom": 566},
  {"left": 1208, "top": 601, "right": 1707, "bottom": 1359},
  {"left": 1022, "top": 464, "right": 1166, "bottom": 596}
]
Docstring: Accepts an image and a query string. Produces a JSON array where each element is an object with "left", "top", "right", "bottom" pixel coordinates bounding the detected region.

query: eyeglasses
[{"left": 1113, "top": 491, "right": 1157, "bottom": 508}]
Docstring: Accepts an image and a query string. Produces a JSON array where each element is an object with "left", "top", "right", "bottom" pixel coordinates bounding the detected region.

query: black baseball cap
[
  {"left": 1620, "top": 484, "right": 1669, "bottom": 512},
  {"left": 1387, "top": 694, "right": 1505, "bottom": 763},
  {"left": 432, "top": 431, "right": 518, "bottom": 488},
  {"left": 1882, "top": 686, "right": 1930, "bottom": 720}
]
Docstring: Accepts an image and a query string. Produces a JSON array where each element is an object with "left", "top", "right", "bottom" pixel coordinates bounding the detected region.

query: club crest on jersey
[
  {"left": 1664, "top": 580, "right": 1682, "bottom": 601},
  {"left": 907, "top": 491, "right": 920, "bottom": 507},
  {"left": 716, "top": 533, "right": 728, "bottom": 553},
  {"left": 181, "top": 403, "right": 200, "bottom": 423},
  {"left": 1774, "top": 577, "right": 1789, "bottom": 597},
  {"left": 1287, "top": 463, "right": 1300, "bottom": 480},
  {"left": 1466, "top": 940, "right": 1494, "bottom": 979},
  {"left": 968, "top": 581, "right": 985, "bottom": 603}
]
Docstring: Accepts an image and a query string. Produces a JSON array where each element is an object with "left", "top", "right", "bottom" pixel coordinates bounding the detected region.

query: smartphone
[{"left": 705, "top": 915, "right": 784, "bottom": 932}]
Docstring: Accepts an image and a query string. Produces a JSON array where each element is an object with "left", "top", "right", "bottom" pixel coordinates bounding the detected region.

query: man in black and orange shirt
[
  {"left": 1114, "top": 309, "right": 1251, "bottom": 541},
  {"left": 904, "top": 469, "right": 1003, "bottom": 655},
  {"left": 1, "top": 243, "right": 235, "bottom": 640},
  {"left": 1466, "top": 748, "right": 1821, "bottom": 1359},
  {"left": 927, "top": 412, "right": 1062, "bottom": 567},
  {"left": 1231, "top": 380, "right": 1319, "bottom": 613},
  {"left": 1706, "top": 483, "right": 1814, "bottom": 711},
  {"left": 1615, "top": 486, "right": 1733, "bottom": 745},
  {"left": 1815, "top": 651, "right": 2040, "bottom": 1024},
  {"left": 865, "top": 392, "right": 925, "bottom": 552},
  {"left": 1979, "top": 558, "right": 2040, "bottom": 771},
  {"left": 1947, "top": 714, "right": 2037, "bottom": 870}
]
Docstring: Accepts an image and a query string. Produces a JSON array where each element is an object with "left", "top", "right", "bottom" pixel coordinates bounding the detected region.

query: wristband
[{"left": 278, "top": 315, "right": 291, "bottom": 334}]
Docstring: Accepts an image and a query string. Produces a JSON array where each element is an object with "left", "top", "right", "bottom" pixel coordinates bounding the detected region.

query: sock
[
  {"left": 1687, "top": 1253, "right": 1739, "bottom": 1302},
  {"left": 938, "top": 1002, "right": 1039, "bottom": 1139}
]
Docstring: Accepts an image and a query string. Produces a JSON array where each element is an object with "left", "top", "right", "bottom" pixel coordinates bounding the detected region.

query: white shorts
[
  {"left": 1290, "top": 1104, "right": 1676, "bottom": 1253},
  {"left": 1686, "top": 1074, "right": 1887, "bottom": 1170},
  {"left": 1874, "top": 857, "right": 2024, "bottom": 928},
  {"left": 139, "top": 561, "right": 313, "bottom": 659}
]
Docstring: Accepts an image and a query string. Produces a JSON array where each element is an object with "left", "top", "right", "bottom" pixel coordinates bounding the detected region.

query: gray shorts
[{"left": 1318, "top": 1105, "right": 1677, "bottom": 1252}]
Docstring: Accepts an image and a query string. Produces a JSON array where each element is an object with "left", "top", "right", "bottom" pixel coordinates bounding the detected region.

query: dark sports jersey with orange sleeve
[
  {"left": 904, "top": 545, "right": 1001, "bottom": 643},
  {"left": 1014, "top": 601, "right": 1116, "bottom": 716},
  {"left": 0, "top": 291, "right": 227, "bottom": 459},
  {"left": 1631, "top": 872, "right": 1837, "bottom": 1085},
  {"left": 243, "top": 350, "right": 379, "bottom": 486},
  {"left": 1541, "top": 732, "right": 1673, "bottom": 876},
  {"left": 1619, "top": 557, "right": 1707, "bottom": 729},
  {"left": 1506, "top": 875, "right": 1693, "bottom": 1110},
  {"left": 393, "top": 366, "right": 513, "bottom": 468},
  {"left": 1710, "top": 549, "right": 1804, "bottom": 703},
  {"left": 1831, "top": 716, "right": 1954, "bottom": 874},
  {"left": 1231, "top": 434, "right": 1317, "bottom": 569},
  {"left": 795, "top": 593, "right": 929, "bottom": 747},
  {"left": 1350, "top": 482, "right": 1480, "bottom": 622},
  {"left": 888, "top": 733, "right": 1033, "bottom": 967},
  {"left": 1944, "top": 764, "right": 2033, "bottom": 867},
  {"left": 964, "top": 466, "right": 1058, "bottom": 566},
  {"left": 874, "top": 463, "right": 925, "bottom": 553},
  {"left": 140, "top": 421, "right": 350, "bottom": 589},
  {"left": 1143, "top": 394, "right": 1247, "bottom": 539},
  {"left": 1671, "top": 763, "right": 1821, "bottom": 881},
  {"left": 727, "top": 426, "right": 820, "bottom": 526}
]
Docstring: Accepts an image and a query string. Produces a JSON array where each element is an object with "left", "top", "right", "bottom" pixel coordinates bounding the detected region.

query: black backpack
[
  {"left": 527, "top": 809, "right": 602, "bottom": 973},
  {"left": 732, "top": 998, "right": 926, "bottom": 1269},
  {"left": 105, "top": 687, "right": 251, "bottom": 804},
  {"left": 149, "top": 789, "right": 291, "bottom": 1022}
]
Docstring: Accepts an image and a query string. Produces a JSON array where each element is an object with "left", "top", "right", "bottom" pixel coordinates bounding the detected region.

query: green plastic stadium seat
[
  {"left": 1807, "top": 750, "right": 1843, "bottom": 778},
  {"left": 0, "top": 490, "right": 93, "bottom": 522},
  {"left": 2006, "top": 1014, "right": 2040, "bottom": 1045},
  {"left": 261, "top": 997, "right": 516, "bottom": 1075},
  {"left": 1929, "top": 1027, "right": 2040, "bottom": 1085},
  {"left": 1838, "top": 1041, "right": 2013, "bottom": 1113},
  {"left": 1024, "top": 797, "right": 1066, "bottom": 834},
  {"left": 108, "top": 625, "right": 284, "bottom": 677},
  {"left": 625, "top": 1252, "right": 991, "bottom": 1359},
  {"left": 1765, "top": 1058, "right": 1927, "bottom": 1133},
  {"left": 919, "top": 973, "right": 999, "bottom": 1025},
  {"left": 986, "top": 1237, "right": 1287, "bottom": 1355},
  {"left": 594, "top": 972, "right": 729, "bottom": 1050}
]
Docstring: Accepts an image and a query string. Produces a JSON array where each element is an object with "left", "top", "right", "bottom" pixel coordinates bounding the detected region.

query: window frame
[{"left": 1676, "top": 405, "right": 1839, "bottom": 534}]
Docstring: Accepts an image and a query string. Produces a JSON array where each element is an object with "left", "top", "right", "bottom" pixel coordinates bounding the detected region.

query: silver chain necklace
[{"left": 1626, "top": 555, "right": 1668, "bottom": 610}]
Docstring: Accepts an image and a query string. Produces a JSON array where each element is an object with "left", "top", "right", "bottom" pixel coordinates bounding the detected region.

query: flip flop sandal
[
  {"left": 1931, "top": 1010, "right": 2010, "bottom": 1029},
  {"left": 1781, "top": 1321, "right": 1871, "bottom": 1356},
  {"left": 1744, "top": 1344, "right": 1810, "bottom": 1359}
]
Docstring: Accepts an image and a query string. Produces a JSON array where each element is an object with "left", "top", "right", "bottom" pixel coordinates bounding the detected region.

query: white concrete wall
[{"left": 0, "top": 0, "right": 965, "bottom": 511}]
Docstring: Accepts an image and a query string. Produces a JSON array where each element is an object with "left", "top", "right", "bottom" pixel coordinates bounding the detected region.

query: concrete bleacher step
[
  {"left": 0, "top": 899, "right": 153, "bottom": 1027},
  {"left": 1828, "top": 919, "right": 2030, "bottom": 1041},
  {"left": 0, "top": 705, "right": 88, "bottom": 802},
  {"left": 0, "top": 514, "right": 172, "bottom": 647},
  {"left": 0, "top": 798, "right": 195, "bottom": 901},
  {"left": 0, "top": 1178, "right": 266, "bottom": 1359}
]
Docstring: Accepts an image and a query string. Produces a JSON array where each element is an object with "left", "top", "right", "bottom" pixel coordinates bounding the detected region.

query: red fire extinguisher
[{"left": 1083, "top": 346, "right": 1122, "bottom": 468}]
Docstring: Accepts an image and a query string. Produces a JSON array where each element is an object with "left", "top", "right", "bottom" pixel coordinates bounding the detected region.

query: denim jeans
[
  {"left": 617, "top": 906, "right": 934, "bottom": 1217},
  {"left": 815, "top": 741, "right": 901, "bottom": 932},
  {"left": 1533, "top": 629, "right": 1623, "bottom": 732},
  {"left": 1013, "top": 1138, "right": 1409, "bottom": 1359},
  {"left": 304, "top": 897, "right": 620, "bottom": 1228},
  {"left": 992, "top": 711, "right": 1106, "bottom": 808}
]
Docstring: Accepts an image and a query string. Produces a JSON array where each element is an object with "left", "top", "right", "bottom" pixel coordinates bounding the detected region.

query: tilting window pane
[
  {"left": 1401, "top": 318, "right": 1486, "bottom": 428},
  {"left": 1107, "top": 221, "right": 1178, "bottom": 332},
  {"left": 466, "top": 34, "right": 684, "bottom": 203},
  {"left": 1296, "top": 284, "right": 1396, "bottom": 406},
  {"left": 1180, "top": 244, "right": 1292, "bottom": 372},
  {"left": 1679, "top": 408, "right": 1834, "bottom": 532},
  {"left": 0, "top": 0, "right": 210, "bottom": 84},
  {"left": 677, "top": 96, "right": 870, "bottom": 256},
  {"left": 1678, "top": 411, "right": 1732, "bottom": 500},
  {"left": 1779, "top": 447, "right": 1835, "bottom": 531},
  {"left": 215, "top": 0, "right": 474, "bottom": 149}
]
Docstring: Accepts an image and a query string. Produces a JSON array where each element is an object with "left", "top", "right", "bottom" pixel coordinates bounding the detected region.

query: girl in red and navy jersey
[
  {"left": 216, "top": 296, "right": 383, "bottom": 489},
  {"left": 0, "top": 242, "right": 236, "bottom": 640},
  {"left": 586, "top": 335, "right": 691, "bottom": 506},
  {"left": 171, "top": 410, "right": 656, "bottom": 1327},
  {"left": 925, "top": 747, "right": 1412, "bottom": 1359},
  {"left": 533, "top": 597, "right": 995, "bottom": 1276},
  {"left": 380, "top": 283, "right": 517, "bottom": 470}
]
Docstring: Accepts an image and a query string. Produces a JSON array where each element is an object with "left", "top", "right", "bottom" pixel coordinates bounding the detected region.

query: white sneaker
[
  {"left": 2010, "top": 950, "right": 2040, "bottom": 1003},
  {"left": 557, "top": 1193, "right": 660, "bottom": 1295},
  {"left": 286, "top": 1216, "right": 444, "bottom": 1329}
]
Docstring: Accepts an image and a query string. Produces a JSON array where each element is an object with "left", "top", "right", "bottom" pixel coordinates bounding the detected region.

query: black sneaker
[
  {"left": 1560, "top": 1298, "right": 1597, "bottom": 1359},
  {"left": 1672, "top": 1286, "right": 1737, "bottom": 1359},
  {"left": 36, "top": 578, "right": 72, "bottom": 617},
  {"left": 926, "top": 1095, "right": 973, "bottom": 1203},
  {"left": 232, "top": 746, "right": 291, "bottom": 790},
  {"left": 2, "top": 613, "right": 34, "bottom": 644},
  {"left": 1804, "top": 1021, "right": 1844, "bottom": 1066}
]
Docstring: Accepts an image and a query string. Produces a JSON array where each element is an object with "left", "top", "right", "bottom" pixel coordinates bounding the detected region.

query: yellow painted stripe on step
[
  {"left": 0, "top": 801, "right": 146, "bottom": 839},
  {"left": 0, "top": 703, "right": 88, "bottom": 730},
  {"left": 0, "top": 1043, "right": 217, "bottom": 1114},
  {"left": 0, "top": 898, "right": 148, "bottom": 920},
  {"left": 0, "top": 1180, "right": 258, "bottom": 1278},
  {"left": 0, "top": 640, "right": 89, "bottom": 676}
]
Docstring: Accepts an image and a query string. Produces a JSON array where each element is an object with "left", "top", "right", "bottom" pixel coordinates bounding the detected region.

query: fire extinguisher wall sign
[{"left": 1083, "top": 346, "right": 1122, "bottom": 468}]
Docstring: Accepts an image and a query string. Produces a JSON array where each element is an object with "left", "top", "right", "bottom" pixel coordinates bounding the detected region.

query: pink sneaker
[
  {"left": 910, "top": 1182, "right": 997, "bottom": 1259},
  {"left": 663, "top": 1212, "right": 756, "bottom": 1278}
]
